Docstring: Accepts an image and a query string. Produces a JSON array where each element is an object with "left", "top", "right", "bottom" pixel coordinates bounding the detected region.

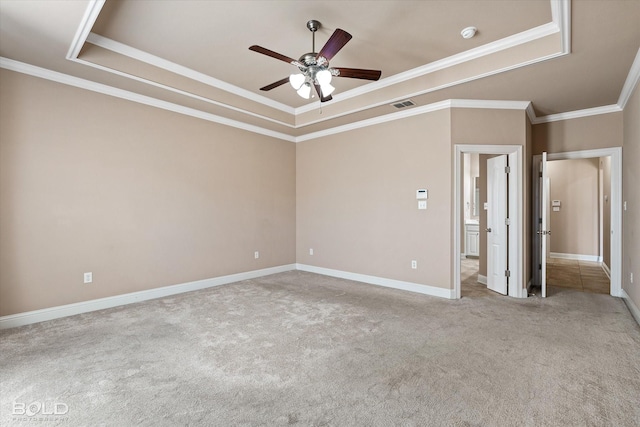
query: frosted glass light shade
[
  {"left": 320, "top": 83, "right": 335, "bottom": 97},
  {"left": 297, "top": 83, "right": 311, "bottom": 99},
  {"left": 289, "top": 73, "right": 305, "bottom": 90},
  {"left": 316, "top": 69, "right": 332, "bottom": 85}
]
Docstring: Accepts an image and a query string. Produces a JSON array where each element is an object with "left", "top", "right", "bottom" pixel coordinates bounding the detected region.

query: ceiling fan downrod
[{"left": 306, "top": 20, "right": 320, "bottom": 53}]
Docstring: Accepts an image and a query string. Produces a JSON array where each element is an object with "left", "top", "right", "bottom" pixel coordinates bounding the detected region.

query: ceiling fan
[{"left": 249, "top": 20, "right": 382, "bottom": 102}]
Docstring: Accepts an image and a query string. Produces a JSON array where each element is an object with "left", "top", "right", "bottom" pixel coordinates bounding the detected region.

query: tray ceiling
[{"left": 1, "top": 0, "right": 639, "bottom": 141}]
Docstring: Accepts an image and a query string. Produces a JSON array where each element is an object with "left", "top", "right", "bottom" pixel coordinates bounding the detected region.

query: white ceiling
[{"left": 1, "top": 0, "right": 639, "bottom": 141}]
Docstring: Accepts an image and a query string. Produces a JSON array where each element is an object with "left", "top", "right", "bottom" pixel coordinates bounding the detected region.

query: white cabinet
[{"left": 465, "top": 223, "right": 480, "bottom": 257}]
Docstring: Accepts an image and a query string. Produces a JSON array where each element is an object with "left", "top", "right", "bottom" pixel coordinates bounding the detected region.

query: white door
[
  {"left": 540, "top": 152, "right": 550, "bottom": 297},
  {"left": 487, "top": 155, "right": 508, "bottom": 295}
]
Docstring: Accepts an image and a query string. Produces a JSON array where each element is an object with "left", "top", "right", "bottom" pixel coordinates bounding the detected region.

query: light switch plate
[{"left": 418, "top": 200, "right": 427, "bottom": 210}]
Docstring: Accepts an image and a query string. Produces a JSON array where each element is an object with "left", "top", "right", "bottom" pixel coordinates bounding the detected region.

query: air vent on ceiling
[{"left": 391, "top": 99, "right": 416, "bottom": 109}]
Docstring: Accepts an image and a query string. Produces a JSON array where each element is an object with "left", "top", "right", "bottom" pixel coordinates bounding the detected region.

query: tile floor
[
  {"left": 460, "top": 258, "right": 495, "bottom": 298},
  {"left": 460, "top": 256, "right": 610, "bottom": 298},
  {"left": 546, "top": 257, "right": 610, "bottom": 294}
]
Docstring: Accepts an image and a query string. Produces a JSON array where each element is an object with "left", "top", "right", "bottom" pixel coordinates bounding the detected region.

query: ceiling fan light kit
[{"left": 249, "top": 19, "right": 382, "bottom": 103}]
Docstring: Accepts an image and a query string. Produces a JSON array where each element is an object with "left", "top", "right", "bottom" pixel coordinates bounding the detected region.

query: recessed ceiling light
[{"left": 461, "top": 26, "right": 477, "bottom": 39}]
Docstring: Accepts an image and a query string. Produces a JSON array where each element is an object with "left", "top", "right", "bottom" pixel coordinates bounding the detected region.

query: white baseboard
[
  {"left": 550, "top": 252, "right": 602, "bottom": 263},
  {"left": 0, "top": 264, "right": 296, "bottom": 330},
  {"left": 620, "top": 289, "right": 640, "bottom": 327},
  {"left": 477, "top": 274, "right": 487, "bottom": 285},
  {"left": 602, "top": 262, "right": 611, "bottom": 279},
  {"left": 296, "top": 264, "right": 455, "bottom": 300}
]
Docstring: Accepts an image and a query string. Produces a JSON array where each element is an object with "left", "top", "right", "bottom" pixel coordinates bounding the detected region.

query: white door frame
[
  {"left": 454, "top": 145, "right": 525, "bottom": 299},
  {"left": 532, "top": 147, "right": 622, "bottom": 297}
]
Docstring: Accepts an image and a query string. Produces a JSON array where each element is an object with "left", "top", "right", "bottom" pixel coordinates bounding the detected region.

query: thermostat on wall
[{"left": 416, "top": 189, "right": 428, "bottom": 200}]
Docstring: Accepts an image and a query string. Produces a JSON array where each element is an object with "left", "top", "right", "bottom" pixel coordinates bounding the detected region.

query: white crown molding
[
  {"left": 0, "top": 55, "right": 534, "bottom": 143},
  {"left": 525, "top": 103, "right": 538, "bottom": 124},
  {"left": 0, "top": 264, "right": 296, "bottom": 329},
  {"left": 296, "top": 18, "right": 563, "bottom": 115},
  {"left": 296, "top": 264, "right": 455, "bottom": 300},
  {"left": 297, "top": 100, "right": 532, "bottom": 142},
  {"left": 80, "top": 22, "right": 560, "bottom": 129},
  {"left": 69, "top": 0, "right": 568, "bottom": 129},
  {"left": 550, "top": 0, "right": 571, "bottom": 54},
  {"left": 71, "top": 56, "right": 295, "bottom": 129},
  {"left": 297, "top": 100, "right": 451, "bottom": 142},
  {"left": 299, "top": 50, "right": 566, "bottom": 130},
  {"left": 7, "top": 53, "right": 633, "bottom": 143},
  {"left": 85, "top": 33, "right": 295, "bottom": 115},
  {"left": 449, "top": 99, "right": 531, "bottom": 110},
  {"left": 533, "top": 104, "right": 622, "bottom": 124},
  {"left": 66, "top": 0, "right": 105, "bottom": 59},
  {"left": 0, "top": 57, "right": 296, "bottom": 142},
  {"left": 617, "top": 47, "right": 640, "bottom": 109}
]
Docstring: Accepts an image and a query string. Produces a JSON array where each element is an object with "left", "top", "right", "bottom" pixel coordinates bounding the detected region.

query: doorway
[
  {"left": 532, "top": 148, "right": 622, "bottom": 297},
  {"left": 454, "top": 145, "right": 525, "bottom": 300},
  {"left": 546, "top": 158, "right": 610, "bottom": 294}
]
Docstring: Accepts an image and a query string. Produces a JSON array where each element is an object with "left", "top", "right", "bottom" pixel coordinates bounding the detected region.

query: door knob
[{"left": 485, "top": 228, "right": 492, "bottom": 232}]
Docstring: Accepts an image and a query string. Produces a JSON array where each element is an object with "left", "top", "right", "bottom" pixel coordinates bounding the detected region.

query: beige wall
[
  {"left": 622, "top": 80, "right": 640, "bottom": 310},
  {"left": 451, "top": 109, "right": 527, "bottom": 146},
  {"left": 296, "top": 108, "right": 530, "bottom": 292},
  {"left": 547, "top": 159, "right": 600, "bottom": 257},
  {"left": 0, "top": 69, "right": 296, "bottom": 316},
  {"left": 532, "top": 112, "right": 624, "bottom": 154},
  {"left": 296, "top": 110, "right": 453, "bottom": 288}
]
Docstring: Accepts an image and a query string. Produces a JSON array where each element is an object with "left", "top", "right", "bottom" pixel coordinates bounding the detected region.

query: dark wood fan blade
[
  {"left": 260, "top": 77, "right": 290, "bottom": 91},
  {"left": 334, "top": 67, "right": 382, "bottom": 81},
  {"left": 316, "top": 29, "right": 352, "bottom": 62},
  {"left": 314, "top": 83, "right": 333, "bottom": 102},
  {"left": 249, "top": 45, "right": 303, "bottom": 67}
]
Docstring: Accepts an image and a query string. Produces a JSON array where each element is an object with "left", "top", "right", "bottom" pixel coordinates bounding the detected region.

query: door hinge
[
  {"left": 538, "top": 264, "right": 542, "bottom": 270},
  {"left": 539, "top": 218, "right": 543, "bottom": 224},
  {"left": 505, "top": 270, "right": 511, "bottom": 277},
  {"left": 539, "top": 172, "right": 543, "bottom": 178},
  {"left": 505, "top": 218, "right": 510, "bottom": 226},
  {"left": 505, "top": 166, "right": 511, "bottom": 173}
]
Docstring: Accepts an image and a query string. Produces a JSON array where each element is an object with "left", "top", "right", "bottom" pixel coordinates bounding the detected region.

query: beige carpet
[{"left": 1, "top": 271, "right": 639, "bottom": 426}]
